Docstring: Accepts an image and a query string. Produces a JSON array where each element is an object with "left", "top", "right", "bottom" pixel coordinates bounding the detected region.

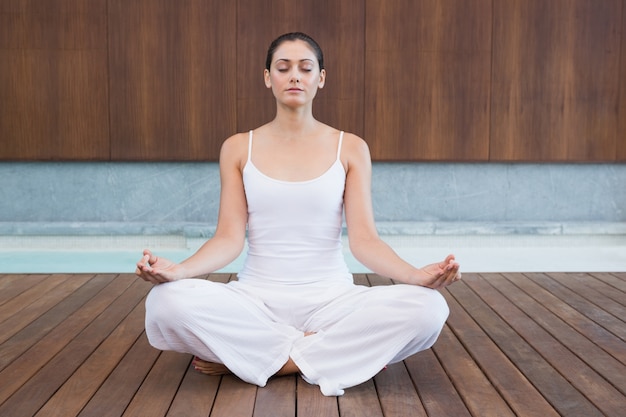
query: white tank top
[{"left": 237, "top": 130, "right": 352, "bottom": 285}]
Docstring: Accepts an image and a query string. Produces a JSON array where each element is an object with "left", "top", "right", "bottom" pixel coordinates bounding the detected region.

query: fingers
[
  {"left": 431, "top": 259, "right": 461, "bottom": 289},
  {"left": 136, "top": 249, "right": 163, "bottom": 284}
]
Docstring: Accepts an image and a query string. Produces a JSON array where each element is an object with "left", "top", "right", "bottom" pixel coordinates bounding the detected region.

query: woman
[{"left": 136, "top": 32, "right": 460, "bottom": 396}]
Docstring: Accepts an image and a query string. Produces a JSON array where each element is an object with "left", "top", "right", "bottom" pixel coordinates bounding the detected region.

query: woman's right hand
[{"left": 135, "top": 249, "right": 186, "bottom": 284}]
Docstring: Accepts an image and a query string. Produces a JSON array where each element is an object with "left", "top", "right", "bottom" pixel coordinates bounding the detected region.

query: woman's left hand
[{"left": 415, "top": 254, "right": 461, "bottom": 289}]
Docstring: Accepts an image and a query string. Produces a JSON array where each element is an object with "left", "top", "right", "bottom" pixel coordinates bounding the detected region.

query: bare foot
[
  {"left": 192, "top": 331, "right": 317, "bottom": 376},
  {"left": 192, "top": 357, "right": 231, "bottom": 375}
]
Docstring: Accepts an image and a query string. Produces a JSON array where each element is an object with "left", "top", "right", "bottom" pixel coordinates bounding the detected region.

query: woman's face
[{"left": 264, "top": 40, "right": 326, "bottom": 106}]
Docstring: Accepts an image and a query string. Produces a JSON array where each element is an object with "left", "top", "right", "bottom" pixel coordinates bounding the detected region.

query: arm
[
  {"left": 342, "top": 135, "right": 460, "bottom": 289},
  {"left": 136, "top": 134, "right": 249, "bottom": 284}
]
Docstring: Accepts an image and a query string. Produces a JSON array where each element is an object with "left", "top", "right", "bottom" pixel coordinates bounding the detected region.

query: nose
[{"left": 290, "top": 70, "right": 300, "bottom": 83}]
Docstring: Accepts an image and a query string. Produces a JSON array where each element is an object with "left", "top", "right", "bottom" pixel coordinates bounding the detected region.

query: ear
[
  {"left": 318, "top": 69, "right": 326, "bottom": 89},
  {"left": 264, "top": 69, "right": 271, "bottom": 88}
]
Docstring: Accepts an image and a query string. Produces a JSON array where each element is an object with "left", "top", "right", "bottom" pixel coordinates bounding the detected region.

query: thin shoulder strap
[
  {"left": 247, "top": 130, "right": 253, "bottom": 162},
  {"left": 336, "top": 131, "right": 344, "bottom": 160}
]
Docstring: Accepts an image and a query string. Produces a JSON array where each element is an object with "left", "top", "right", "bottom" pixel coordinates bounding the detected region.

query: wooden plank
[
  {"left": 165, "top": 365, "right": 221, "bottom": 417},
  {"left": 33, "top": 297, "right": 147, "bottom": 416},
  {"left": 0, "top": 0, "right": 106, "bottom": 49},
  {"left": 296, "top": 378, "right": 339, "bottom": 417},
  {"left": 447, "top": 276, "right": 604, "bottom": 417},
  {"left": 209, "top": 375, "right": 257, "bottom": 417},
  {"left": 0, "top": 274, "right": 135, "bottom": 405},
  {"left": 526, "top": 273, "right": 626, "bottom": 340},
  {"left": 590, "top": 272, "right": 626, "bottom": 293},
  {"left": 613, "top": 272, "right": 626, "bottom": 282},
  {"left": 2, "top": 272, "right": 623, "bottom": 416},
  {"left": 0, "top": 273, "right": 116, "bottom": 371},
  {"left": 490, "top": 0, "right": 622, "bottom": 161},
  {"left": 505, "top": 273, "right": 626, "bottom": 365},
  {"left": 373, "top": 362, "right": 427, "bottom": 417},
  {"left": 365, "top": 0, "right": 491, "bottom": 161},
  {"left": 618, "top": 0, "right": 626, "bottom": 161},
  {"left": 0, "top": 273, "right": 66, "bottom": 326},
  {"left": 433, "top": 325, "right": 514, "bottom": 417},
  {"left": 337, "top": 379, "right": 383, "bottom": 417},
  {"left": 568, "top": 272, "right": 626, "bottom": 305},
  {"left": 78, "top": 333, "right": 161, "bottom": 417},
  {"left": 404, "top": 349, "right": 471, "bottom": 417},
  {"left": 437, "top": 289, "right": 558, "bottom": 416},
  {"left": 0, "top": 274, "right": 43, "bottom": 305},
  {"left": 465, "top": 274, "right": 624, "bottom": 416},
  {"left": 0, "top": 0, "right": 110, "bottom": 160},
  {"left": 0, "top": 278, "right": 150, "bottom": 416},
  {"left": 352, "top": 273, "right": 370, "bottom": 287},
  {"left": 366, "top": 274, "right": 393, "bottom": 287},
  {"left": 122, "top": 351, "right": 192, "bottom": 417},
  {"left": 491, "top": 274, "right": 626, "bottom": 395},
  {"left": 108, "top": 0, "right": 236, "bottom": 161},
  {"left": 0, "top": 274, "right": 93, "bottom": 344},
  {"left": 207, "top": 273, "right": 235, "bottom": 284},
  {"left": 253, "top": 376, "right": 296, "bottom": 417}
]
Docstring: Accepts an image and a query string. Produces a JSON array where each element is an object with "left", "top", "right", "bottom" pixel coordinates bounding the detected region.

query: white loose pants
[{"left": 145, "top": 278, "right": 449, "bottom": 396}]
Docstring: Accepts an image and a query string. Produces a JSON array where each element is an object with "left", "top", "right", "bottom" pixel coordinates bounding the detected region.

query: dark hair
[{"left": 265, "top": 32, "right": 324, "bottom": 71}]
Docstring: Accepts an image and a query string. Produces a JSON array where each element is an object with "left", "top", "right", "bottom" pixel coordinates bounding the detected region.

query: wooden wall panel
[
  {"left": 236, "top": 0, "right": 364, "bottom": 137},
  {"left": 108, "top": 0, "right": 236, "bottom": 160},
  {"left": 490, "top": 0, "right": 622, "bottom": 162},
  {"left": 618, "top": 0, "right": 626, "bottom": 162},
  {"left": 1, "top": 0, "right": 624, "bottom": 162},
  {"left": 364, "top": 0, "right": 492, "bottom": 161},
  {"left": 0, "top": 0, "right": 109, "bottom": 159}
]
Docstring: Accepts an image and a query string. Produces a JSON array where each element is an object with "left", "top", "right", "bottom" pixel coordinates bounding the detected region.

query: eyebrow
[{"left": 274, "top": 58, "right": 315, "bottom": 64}]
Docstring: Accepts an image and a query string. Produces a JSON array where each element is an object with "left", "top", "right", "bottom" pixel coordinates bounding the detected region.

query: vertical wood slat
[
  {"left": 108, "top": 0, "right": 237, "bottom": 161},
  {"left": 1, "top": 1, "right": 625, "bottom": 162},
  {"left": 0, "top": 0, "right": 109, "bottom": 160},
  {"left": 490, "top": 0, "right": 622, "bottom": 161},
  {"left": 364, "top": 0, "right": 492, "bottom": 161},
  {"left": 618, "top": 0, "right": 626, "bottom": 161},
  {"left": 236, "top": 0, "right": 364, "bottom": 137}
]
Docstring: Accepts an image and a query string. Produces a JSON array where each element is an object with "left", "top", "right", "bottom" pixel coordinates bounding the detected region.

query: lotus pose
[{"left": 136, "top": 32, "right": 461, "bottom": 396}]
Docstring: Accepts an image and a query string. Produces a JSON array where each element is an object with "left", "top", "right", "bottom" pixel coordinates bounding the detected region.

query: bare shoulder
[
  {"left": 220, "top": 132, "right": 249, "bottom": 169},
  {"left": 342, "top": 132, "right": 369, "bottom": 152},
  {"left": 340, "top": 132, "right": 371, "bottom": 171}
]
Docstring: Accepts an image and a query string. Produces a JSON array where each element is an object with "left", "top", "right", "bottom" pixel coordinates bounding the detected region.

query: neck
[{"left": 270, "top": 105, "right": 318, "bottom": 137}]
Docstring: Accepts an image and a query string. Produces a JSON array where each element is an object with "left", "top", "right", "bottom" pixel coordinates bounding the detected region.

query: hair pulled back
[{"left": 265, "top": 32, "right": 324, "bottom": 71}]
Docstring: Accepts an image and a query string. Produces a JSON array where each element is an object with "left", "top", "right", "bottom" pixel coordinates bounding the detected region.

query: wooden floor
[{"left": 0, "top": 272, "right": 624, "bottom": 417}]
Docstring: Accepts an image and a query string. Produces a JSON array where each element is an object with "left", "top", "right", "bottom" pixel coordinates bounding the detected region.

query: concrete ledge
[
  {"left": 0, "top": 222, "right": 217, "bottom": 238},
  {"left": 1, "top": 221, "right": 625, "bottom": 238}
]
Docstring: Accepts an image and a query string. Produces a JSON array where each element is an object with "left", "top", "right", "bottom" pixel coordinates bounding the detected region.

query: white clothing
[
  {"left": 145, "top": 130, "right": 449, "bottom": 396},
  {"left": 239, "top": 130, "right": 351, "bottom": 285}
]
